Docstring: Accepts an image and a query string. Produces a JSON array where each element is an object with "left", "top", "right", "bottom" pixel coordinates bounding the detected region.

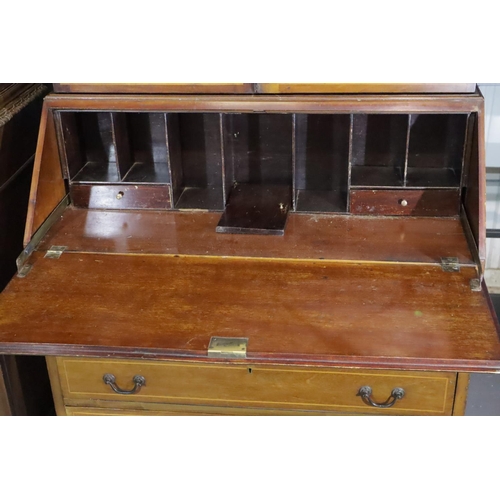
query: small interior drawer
[
  {"left": 55, "top": 357, "right": 457, "bottom": 415},
  {"left": 350, "top": 189, "right": 460, "bottom": 216},
  {"left": 70, "top": 184, "right": 172, "bottom": 210}
]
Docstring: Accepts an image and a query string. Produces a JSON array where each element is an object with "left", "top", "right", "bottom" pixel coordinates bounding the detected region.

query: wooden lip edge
[
  {"left": 43, "top": 93, "right": 483, "bottom": 113},
  {"left": 53, "top": 83, "right": 256, "bottom": 94},
  {"left": 1, "top": 343, "right": 500, "bottom": 373},
  {"left": 53, "top": 83, "right": 476, "bottom": 95},
  {"left": 24, "top": 248, "right": 479, "bottom": 269}
]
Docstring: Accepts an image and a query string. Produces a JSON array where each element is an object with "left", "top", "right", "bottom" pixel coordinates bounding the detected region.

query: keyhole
[{"left": 248, "top": 368, "right": 252, "bottom": 374}]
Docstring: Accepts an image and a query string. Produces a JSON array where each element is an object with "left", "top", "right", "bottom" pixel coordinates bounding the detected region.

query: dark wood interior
[
  {"left": 122, "top": 113, "right": 170, "bottom": 184},
  {"left": 169, "top": 113, "right": 223, "bottom": 210},
  {"left": 407, "top": 114, "right": 468, "bottom": 188},
  {"left": 295, "top": 114, "right": 350, "bottom": 212},
  {"left": 55, "top": 109, "right": 472, "bottom": 231},
  {"left": 351, "top": 114, "right": 407, "bottom": 188}
]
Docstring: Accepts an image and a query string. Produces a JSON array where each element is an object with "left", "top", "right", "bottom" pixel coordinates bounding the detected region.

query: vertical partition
[
  {"left": 168, "top": 113, "right": 224, "bottom": 210},
  {"left": 294, "top": 114, "right": 350, "bottom": 212}
]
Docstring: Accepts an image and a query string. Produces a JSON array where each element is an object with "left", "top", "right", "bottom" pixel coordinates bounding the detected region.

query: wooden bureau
[{"left": 0, "top": 83, "right": 498, "bottom": 416}]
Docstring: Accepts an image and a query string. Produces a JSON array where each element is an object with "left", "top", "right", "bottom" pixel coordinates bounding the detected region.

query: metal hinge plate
[
  {"left": 16, "top": 194, "right": 69, "bottom": 273},
  {"left": 440, "top": 257, "right": 460, "bottom": 272},
  {"left": 44, "top": 245, "right": 67, "bottom": 259},
  {"left": 208, "top": 337, "right": 248, "bottom": 359},
  {"left": 17, "top": 263, "right": 33, "bottom": 278},
  {"left": 470, "top": 278, "right": 482, "bottom": 292}
]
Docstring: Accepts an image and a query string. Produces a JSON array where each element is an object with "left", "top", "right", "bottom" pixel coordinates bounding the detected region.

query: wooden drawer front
[
  {"left": 64, "top": 404, "right": 362, "bottom": 416},
  {"left": 350, "top": 189, "right": 459, "bottom": 216},
  {"left": 61, "top": 399, "right": 376, "bottom": 416},
  {"left": 70, "top": 184, "right": 172, "bottom": 210},
  {"left": 66, "top": 406, "right": 217, "bottom": 416},
  {"left": 57, "top": 358, "right": 456, "bottom": 415}
]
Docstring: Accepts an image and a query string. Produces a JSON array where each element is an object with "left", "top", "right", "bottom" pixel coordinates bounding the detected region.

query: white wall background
[
  {"left": 478, "top": 84, "right": 500, "bottom": 289},
  {"left": 480, "top": 84, "right": 500, "bottom": 168}
]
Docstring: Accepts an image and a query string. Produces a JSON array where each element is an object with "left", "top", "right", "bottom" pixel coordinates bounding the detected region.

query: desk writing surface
[
  {"left": 0, "top": 251, "right": 498, "bottom": 371},
  {"left": 37, "top": 208, "right": 475, "bottom": 265}
]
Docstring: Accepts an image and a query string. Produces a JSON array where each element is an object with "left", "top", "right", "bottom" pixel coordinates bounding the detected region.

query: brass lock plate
[{"left": 208, "top": 337, "right": 248, "bottom": 359}]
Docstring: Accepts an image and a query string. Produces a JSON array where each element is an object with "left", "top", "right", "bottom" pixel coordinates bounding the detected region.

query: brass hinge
[
  {"left": 17, "top": 263, "right": 33, "bottom": 278},
  {"left": 470, "top": 278, "right": 482, "bottom": 292},
  {"left": 440, "top": 257, "right": 460, "bottom": 272},
  {"left": 208, "top": 337, "right": 248, "bottom": 359},
  {"left": 16, "top": 194, "right": 69, "bottom": 275},
  {"left": 44, "top": 245, "right": 67, "bottom": 259}
]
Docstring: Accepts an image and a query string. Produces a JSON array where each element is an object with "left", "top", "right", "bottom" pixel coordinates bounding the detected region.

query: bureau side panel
[{"left": 24, "top": 105, "right": 66, "bottom": 246}]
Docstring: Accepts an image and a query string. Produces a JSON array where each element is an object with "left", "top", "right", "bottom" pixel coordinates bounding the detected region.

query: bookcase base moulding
[{"left": 0, "top": 83, "right": 498, "bottom": 416}]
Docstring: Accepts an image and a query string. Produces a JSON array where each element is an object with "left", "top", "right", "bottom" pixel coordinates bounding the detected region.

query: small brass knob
[
  {"left": 116, "top": 191, "right": 124, "bottom": 200},
  {"left": 400, "top": 199, "right": 408, "bottom": 207}
]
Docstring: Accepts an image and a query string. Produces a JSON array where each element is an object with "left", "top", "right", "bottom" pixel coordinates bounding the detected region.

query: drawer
[
  {"left": 55, "top": 358, "right": 457, "bottom": 415},
  {"left": 350, "top": 189, "right": 460, "bottom": 216},
  {"left": 70, "top": 184, "right": 172, "bottom": 210}
]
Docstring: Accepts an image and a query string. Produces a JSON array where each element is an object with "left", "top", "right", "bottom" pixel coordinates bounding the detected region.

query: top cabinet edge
[
  {"left": 43, "top": 93, "right": 484, "bottom": 114},
  {"left": 53, "top": 83, "right": 477, "bottom": 95},
  {"left": 53, "top": 83, "right": 256, "bottom": 94}
]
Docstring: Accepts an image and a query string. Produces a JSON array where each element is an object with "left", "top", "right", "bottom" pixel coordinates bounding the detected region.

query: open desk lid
[{"left": 0, "top": 240, "right": 499, "bottom": 372}]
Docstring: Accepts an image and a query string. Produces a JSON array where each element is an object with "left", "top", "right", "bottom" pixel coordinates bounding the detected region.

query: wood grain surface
[
  {"left": 44, "top": 94, "right": 483, "bottom": 114},
  {"left": 51, "top": 83, "right": 476, "bottom": 95},
  {"left": 350, "top": 189, "right": 460, "bottom": 216},
  {"left": 56, "top": 357, "right": 457, "bottom": 415},
  {"left": 24, "top": 106, "right": 66, "bottom": 245},
  {"left": 0, "top": 252, "right": 497, "bottom": 371},
  {"left": 70, "top": 184, "right": 172, "bottom": 210},
  {"left": 38, "top": 208, "right": 474, "bottom": 265},
  {"left": 53, "top": 83, "right": 255, "bottom": 94},
  {"left": 256, "top": 83, "right": 476, "bottom": 94}
]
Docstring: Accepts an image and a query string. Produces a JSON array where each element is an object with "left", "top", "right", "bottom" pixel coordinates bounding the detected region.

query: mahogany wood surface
[
  {"left": 38, "top": 208, "right": 474, "bottom": 265},
  {"left": 53, "top": 83, "right": 255, "bottom": 94},
  {"left": 349, "top": 189, "right": 460, "bottom": 216},
  {"left": 216, "top": 184, "right": 291, "bottom": 235},
  {"left": 70, "top": 184, "right": 172, "bottom": 210},
  {"left": 464, "top": 113, "right": 484, "bottom": 267},
  {"left": 257, "top": 83, "right": 477, "bottom": 94},
  {"left": 44, "top": 94, "right": 483, "bottom": 114},
  {"left": 56, "top": 357, "right": 456, "bottom": 415},
  {"left": 477, "top": 100, "right": 487, "bottom": 266},
  {"left": 0, "top": 252, "right": 497, "bottom": 371},
  {"left": 24, "top": 106, "right": 66, "bottom": 246}
]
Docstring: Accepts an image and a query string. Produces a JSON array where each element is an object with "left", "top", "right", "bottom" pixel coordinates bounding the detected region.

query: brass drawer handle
[
  {"left": 357, "top": 386, "right": 405, "bottom": 408},
  {"left": 103, "top": 373, "right": 146, "bottom": 395}
]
